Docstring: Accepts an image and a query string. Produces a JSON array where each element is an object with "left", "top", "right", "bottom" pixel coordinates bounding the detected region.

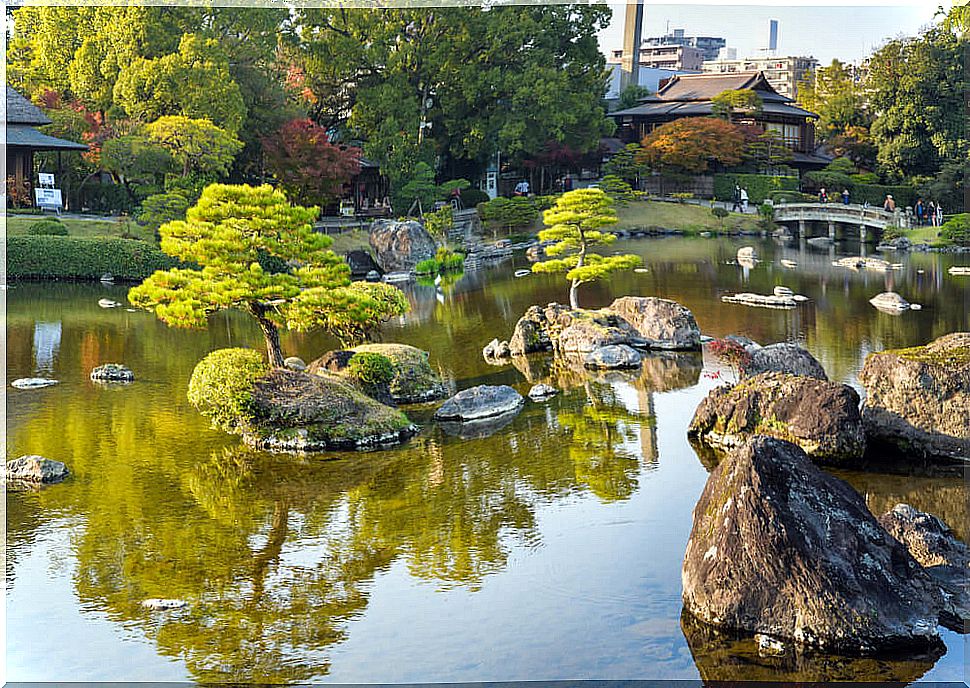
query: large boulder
[
  {"left": 879, "top": 503, "right": 970, "bottom": 631},
  {"left": 244, "top": 369, "right": 416, "bottom": 451},
  {"left": 584, "top": 344, "right": 643, "bottom": 370},
  {"left": 433, "top": 385, "right": 524, "bottom": 422},
  {"left": 858, "top": 333, "right": 970, "bottom": 461},
  {"left": 352, "top": 343, "right": 446, "bottom": 403},
  {"left": 682, "top": 436, "right": 943, "bottom": 654},
  {"left": 368, "top": 219, "right": 437, "bottom": 272},
  {"left": 688, "top": 372, "right": 866, "bottom": 463},
  {"left": 6, "top": 455, "right": 69, "bottom": 484},
  {"left": 607, "top": 296, "right": 702, "bottom": 350},
  {"left": 508, "top": 305, "right": 552, "bottom": 355},
  {"left": 744, "top": 343, "right": 828, "bottom": 380},
  {"left": 543, "top": 304, "right": 646, "bottom": 354}
]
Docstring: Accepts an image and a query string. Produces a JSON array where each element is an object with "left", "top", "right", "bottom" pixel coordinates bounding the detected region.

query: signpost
[{"left": 35, "top": 173, "right": 63, "bottom": 213}]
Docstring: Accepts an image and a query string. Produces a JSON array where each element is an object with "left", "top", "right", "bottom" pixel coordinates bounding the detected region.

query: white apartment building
[{"left": 701, "top": 55, "right": 818, "bottom": 99}]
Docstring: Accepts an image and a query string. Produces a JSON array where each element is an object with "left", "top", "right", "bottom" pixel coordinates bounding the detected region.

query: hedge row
[
  {"left": 713, "top": 174, "right": 799, "bottom": 204},
  {"left": 850, "top": 184, "right": 917, "bottom": 209},
  {"left": 8, "top": 236, "right": 178, "bottom": 281}
]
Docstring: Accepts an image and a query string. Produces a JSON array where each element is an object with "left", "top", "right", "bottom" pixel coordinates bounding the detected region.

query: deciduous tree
[
  {"left": 146, "top": 116, "right": 243, "bottom": 179},
  {"left": 637, "top": 118, "right": 746, "bottom": 175},
  {"left": 532, "top": 188, "right": 640, "bottom": 308}
]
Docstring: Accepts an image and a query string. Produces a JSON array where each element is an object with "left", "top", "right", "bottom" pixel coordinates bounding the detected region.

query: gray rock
[
  {"left": 508, "top": 306, "right": 553, "bottom": 355},
  {"left": 369, "top": 219, "right": 437, "bottom": 272},
  {"left": 722, "top": 292, "right": 797, "bottom": 309},
  {"left": 584, "top": 344, "right": 643, "bottom": 370},
  {"left": 744, "top": 343, "right": 828, "bottom": 380},
  {"left": 365, "top": 270, "right": 381, "bottom": 282},
  {"left": 543, "top": 304, "right": 646, "bottom": 353},
  {"left": 607, "top": 296, "right": 702, "bottom": 350},
  {"left": 528, "top": 383, "right": 559, "bottom": 401},
  {"left": 6, "top": 455, "right": 69, "bottom": 484},
  {"left": 142, "top": 598, "right": 187, "bottom": 610},
  {"left": 870, "top": 291, "right": 911, "bottom": 313},
  {"left": 98, "top": 298, "right": 121, "bottom": 308},
  {"left": 11, "top": 378, "right": 59, "bottom": 389},
  {"left": 683, "top": 436, "right": 943, "bottom": 654},
  {"left": 858, "top": 333, "right": 970, "bottom": 460},
  {"left": 878, "top": 503, "right": 970, "bottom": 631},
  {"left": 724, "top": 335, "right": 761, "bottom": 351},
  {"left": 434, "top": 385, "right": 524, "bottom": 422},
  {"left": 90, "top": 363, "right": 134, "bottom": 382},
  {"left": 482, "top": 338, "right": 511, "bottom": 360},
  {"left": 688, "top": 372, "right": 866, "bottom": 463},
  {"left": 283, "top": 357, "right": 307, "bottom": 371}
]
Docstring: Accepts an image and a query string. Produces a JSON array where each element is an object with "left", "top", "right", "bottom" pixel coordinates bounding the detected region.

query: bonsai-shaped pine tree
[
  {"left": 128, "top": 183, "right": 409, "bottom": 367},
  {"left": 531, "top": 188, "right": 641, "bottom": 309}
]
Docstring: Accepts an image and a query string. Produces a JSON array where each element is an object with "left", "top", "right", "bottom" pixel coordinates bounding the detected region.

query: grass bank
[
  {"left": 6, "top": 214, "right": 156, "bottom": 242},
  {"left": 615, "top": 200, "right": 760, "bottom": 234}
]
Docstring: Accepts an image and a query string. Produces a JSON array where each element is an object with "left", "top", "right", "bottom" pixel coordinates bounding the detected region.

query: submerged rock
[
  {"left": 870, "top": 291, "right": 911, "bottom": 313},
  {"left": 142, "top": 598, "right": 187, "bottom": 610},
  {"left": 90, "top": 363, "right": 134, "bottom": 382},
  {"left": 584, "top": 344, "right": 643, "bottom": 370},
  {"left": 98, "top": 298, "right": 121, "bottom": 308},
  {"left": 11, "top": 378, "right": 59, "bottom": 389},
  {"left": 722, "top": 292, "right": 798, "bottom": 309},
  {"left": 607, "top": 296, "right": 702, "bottom": 350},
  {"left": 368, "top": 219, "right": 437, "bottom": 272},
  {"left": 5, "top": 455, "right": 69, "bottom": 484},
  {"left": 682, "top": 436, "right": 943, "bottom": 654},
  {"left": 434, "top": 385, "right": 524, "bottom": 422},
  {"left": 858, "top": 333, "right": 970, "bottom": 461},
  {"left": 482, "top": 338, "right": 511, "bottom": 361},
  {"left": 528, "top": 383, "right": 559, "bottom": 401},
  {"left": 688, "top": 372, "right": 866, "bottom": 463},
  {"left": 744, "top": 343, "right": 828, "bottom": 380}
]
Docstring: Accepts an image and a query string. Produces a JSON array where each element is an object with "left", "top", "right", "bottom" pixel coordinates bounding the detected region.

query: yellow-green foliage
[
  {"left": 532, "top": 188, "right": 641, "bottom": 304},
  {"left": 347, "top": 352, "right": 394, "bottom": 385},
  {"left": 187, "top": 348, "right": 268, "bottom": 431}
]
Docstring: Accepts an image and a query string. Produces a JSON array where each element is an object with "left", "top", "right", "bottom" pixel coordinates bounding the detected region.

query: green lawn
[
  {"left": 902, "top": 224, "right": 947, "bottom": 246},
  {"left": 615, "top": 200, "right": 760, "bottom": 234},
  {"left": 6, "top": 214, "right": 156, "bottom": 242}
]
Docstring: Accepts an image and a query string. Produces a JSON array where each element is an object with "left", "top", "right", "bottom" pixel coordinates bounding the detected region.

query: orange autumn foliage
[{"left": 637, "top": 117, "right": 746, "bottom": 174}]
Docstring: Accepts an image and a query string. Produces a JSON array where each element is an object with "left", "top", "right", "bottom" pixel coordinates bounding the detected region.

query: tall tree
[
  {"left": 711, "top": 89, "right": 763, "bottom": 122},
  {"left": 797, "top": 59, "right": 870, "bottom": 143},
  {"left": 531, "top": 188, "right": 640, "bottom": 309},
  {"left": 637, "top": 118, "right": 746, "bottom": 175},
  {"left": 145, "top": 116, "right": 243, "bottom": 179},
  {"left": 128, "top": 184, "right": 409, "bottom": 367}
]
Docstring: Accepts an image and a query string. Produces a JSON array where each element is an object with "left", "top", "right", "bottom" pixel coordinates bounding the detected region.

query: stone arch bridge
[{"left": 773, "top": 203, "right": 911, "bottom": 242}]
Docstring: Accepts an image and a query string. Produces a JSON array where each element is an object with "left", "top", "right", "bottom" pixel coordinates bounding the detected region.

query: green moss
[{"left": 877, "top": 345, "right": 970, "bottom": 367}]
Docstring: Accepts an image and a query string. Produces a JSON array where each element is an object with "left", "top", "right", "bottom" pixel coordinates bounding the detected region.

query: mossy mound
[{"left": 352, "top": 343, "right": 446, "bottom": 403}]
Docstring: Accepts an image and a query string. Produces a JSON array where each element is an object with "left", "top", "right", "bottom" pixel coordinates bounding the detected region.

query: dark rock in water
[
  {"left": 584, "top": 344, "right": 643, "bottom": 370},
  {"left": 368, "top": 219, "right": 436, "bottom": 272},
  {"left": 528, "top": 383, "right": 559, "bottom": 401},
  {"left": 437, "top": 407, "right": 522, "bottom": 439},
  {"left": 859, "top": 333, "right": 970, "bottom": 461},
  {"left": 244, "top": 369, "right": 416, "bottom": 451},
  {"left": 744, "top": 343, "right": 828, "bottom": 380},
  {"left": 434, "top": 385, "right": 524, "bottom": 422},
  {"left": 509, "top": 306, "right": 553, "bottom": 355},
  {"left": 688, "top": 372, "right": 866, "bottom": 463},
  {"left": 681, "top": 609, "right": 944, "bottom": 683},
  {"left": 90, "top": 363, "right": 134, "bottom": 382},
  {"left": 345, "top": 249, "right": 382, "bottom": 277},
  {"left": 283, "top": 356, "right": 307, "bottom": 371},
  {"left": 682, "top": 436, "right": 943, "bottom": 654},
  {"left": 879, "top": 503, "right": 970, "bottom": 632},
  {"left": 5, "top": 455, "right": 70, "bottom": 484},
  {"left": 607, "top": 296, "right": 702, "bottom": 350},
  {"left": 482, "top": 338, "right": 511, "bottom": 361}
]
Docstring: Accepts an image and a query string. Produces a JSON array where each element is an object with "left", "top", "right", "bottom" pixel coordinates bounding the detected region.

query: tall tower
[
  {"left": 620, "top": 0, "right": 645, "bottom": 91},
  {"left": 767, "top": 19, "right": 779, "bottom": 54}
]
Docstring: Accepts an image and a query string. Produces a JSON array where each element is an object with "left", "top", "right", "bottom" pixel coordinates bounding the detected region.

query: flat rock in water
[
  {"left": 858, "top": 333, "right": 970, "bottom": 461},
  {"left": 607, "top": 296, "right": 702, "bottom": 350},
  {"left": 98, "top": 298, "right": 121, "bottom": 308},
  {"left": 142, "top": 598, "right": 187, "bottom": 610},
  {"left": 90, "top": 363, "right": 134, "bottom": 382},
  {"left": 682, "top": 436, "right": 943, "bottom": 654},
  {"left": 584, "top": 344, "right": 643, "bottom": 370},
  {"left": 434, "top": 385, "right": 524, "bottom": 422},
  {"left": 836, "top": 256, "right": 891, "bottom": 272},
  {"left": 11, "top": 377, "right": 59, "bottom": 389},
  {"left": 722, "top": 292, "right": 797, "bottom": 310},
  {"left": 688, "top": 372, "right": 866, "bottom": 463},
  {"left": 528, "top": 383, "right": 559, "bottom": 401},
  {"left": 744, "top": 343, "right": 828, "bottom": 380},
  {"left": 870, "top": 291, "right": 911, "bottom": 313},
  {"left": 5, "top": 455, "right": 69, "bottom": 484}
]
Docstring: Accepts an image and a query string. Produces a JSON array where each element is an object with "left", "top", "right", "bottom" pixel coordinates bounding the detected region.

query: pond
[{"left": 7, "top": 235, "right": 969, "bottom": 683}]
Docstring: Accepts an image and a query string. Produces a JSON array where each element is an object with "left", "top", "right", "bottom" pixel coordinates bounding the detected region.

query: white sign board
[
  {"left": 38, "top": 173, "right": 55, "bottom": 187},
  {"left": 35, "top": 188, "right": 63, "bottom": 210}
]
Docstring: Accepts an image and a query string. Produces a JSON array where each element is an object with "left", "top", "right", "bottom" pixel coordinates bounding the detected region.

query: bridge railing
[{"left": 772, "top": 203, "right": 909, "bottom": 229}]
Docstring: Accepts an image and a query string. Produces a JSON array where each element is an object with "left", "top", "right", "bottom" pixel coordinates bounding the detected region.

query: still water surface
[{"left": 7, "top": 236, "right": 969, "bottom": 683}]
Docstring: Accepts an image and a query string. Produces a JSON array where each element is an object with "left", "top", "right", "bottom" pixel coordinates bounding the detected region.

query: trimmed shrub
[
  {"left": 713, "top": 174, "right": 799, "bottom": 204},
  {"left": 137, "top": 192, "right": 189, "bottom": 233},
  {"left": 533, "top": 194, "right": 560, "bottom": 211},
  {"left": 347, "top": 352, "right": 394, "bottom": 386},
  {"left": 7, "top": 236, "right": 180, "bottom": 281},
  {"left": 940, "top": 214, "right": 970, "bottom": 247},
  {"left": 187, "top": 348, "right": 269, "bottom": 432},
  {"left": 600, "top": 174, "right": 634, "bottom": 204},
  {"left": 27, "top": 219, "right": 68, "bottom": 236},
  {"left": 478, "top": 196, "right": 539, "bottom": 232},
  {"left": 461, "top": 188, "right": 490, "bottom": 207},
  {"left": 852, "top": 184, "right": 916, "bottom": 209}
]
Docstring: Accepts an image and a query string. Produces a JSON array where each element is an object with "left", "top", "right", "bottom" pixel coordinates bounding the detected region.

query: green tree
[
  {"left": 745, "top": 130, "right": 794, "bottom": 171},
  {"left": 145, "top": 116, "right": 243, "bottom": 179},
  {"left": 599, "top": 174, "right": 634, "bottom": 205},
  {"left": 797, "top": 59, "right": 870, "bottom": 143},
  {"left": 100, "top": 134, "right": 175, "bottom": 198},
  {"left": 128, "top": 184, "right": 409, "bottom": 366},
  {"left": 532, "top": 188, "right": 640, "bottom": 308},
  {"left": 711, "top": 89, "right": 763, "bottom": 121},
  {"left": 617, "top": 84, "right": 651, "bottom": 110},
  {"left": 603, "top": 143, "right": 645, "bottom": 186}
]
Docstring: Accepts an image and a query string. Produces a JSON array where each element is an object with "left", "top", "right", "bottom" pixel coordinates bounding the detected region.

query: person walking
[
  {"left": 936, "top": 202, "right": 944, "bottom": 227},
  {"left": 740, "top": 187, "right": 749, "bottom": 213},
  {"left": 928, "top": 201, "right": 937, "bottom": 227},
  {"left": 842, "top": 189, "right": 851, "bottom": 205},
  {"left": 514, "top": 179, "right": 529, "bottom": 197},
  {"left": 915, "top": 198, "right": 925, "bottom": 226},
  {"left": 818, "top": 187, "right": 828, "bottom": 203},
  {"left": 731, "top": 184, "right": 742, "bottom": 213},
  {"left": 883, "top": 194, "right": 896, "bottom": 212}
]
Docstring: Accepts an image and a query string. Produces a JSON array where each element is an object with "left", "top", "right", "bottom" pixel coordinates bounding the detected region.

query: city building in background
[
  {"left": 643, "top": 28, "right": 726, "bottom": 62},
  {"left": 701, "top": 55, "right": 818, "bottom": 99}
]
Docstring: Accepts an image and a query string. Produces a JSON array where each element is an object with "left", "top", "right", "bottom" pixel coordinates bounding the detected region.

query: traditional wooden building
[
  {"left": 6, "top": 86, "right": 87, "bottom": 207},
  {"left": 609, "top": 71, "right": 831, "bottom": 171}
]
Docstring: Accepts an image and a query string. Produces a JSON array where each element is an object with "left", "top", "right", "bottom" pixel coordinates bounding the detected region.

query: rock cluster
[
  {"left": 90, "top": 363, "right": 134, "bottom": 382},
  {"left": 309, "top": 343, "right": 446, "bottom": 404},
  {"left": 5, "top": 455, "right": 70, "bottom": 484},
  {"left": 368, "top": 219, "right": 437, "bottom": 273}
]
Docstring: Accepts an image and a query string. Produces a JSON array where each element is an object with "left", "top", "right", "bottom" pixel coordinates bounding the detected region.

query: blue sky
[{"left": 598, "top": 3, "right": 946, "bottom": 64}]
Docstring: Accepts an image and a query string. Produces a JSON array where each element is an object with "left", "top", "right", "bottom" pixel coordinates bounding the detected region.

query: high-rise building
[
  {"left": 701, "top": 55, "right": 818, "bottom": 99},
  {"left": 643, "top": 29, "right": 726, "bottom": 62},
  {"left": 609, "top": 44, "right": 705, "bottom": 72}
]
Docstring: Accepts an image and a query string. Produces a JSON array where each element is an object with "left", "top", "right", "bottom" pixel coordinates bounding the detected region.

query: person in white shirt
[
  {"left": 740, "top": 187, "right": 749, "bottom": 213},
  {"left": 514, "top": 180, "right": 530, "bottom": 197}
]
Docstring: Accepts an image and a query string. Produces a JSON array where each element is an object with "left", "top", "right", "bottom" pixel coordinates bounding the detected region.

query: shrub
[
  {"left": 713, "top": 174, "right": 799, "bottom": 204},
  {"left": 757, "top": 203, "right": 775, "bottom": 231},
  {"left": 461, "top": 188, "right": 490, "bottom": 207},
  {"left": 187, "top": 348, "right": 268, "bottom": 432},
  {"left": 769, "top": 191, "right": 816, "bottom": 204},
  {"left": 415, "top": 258, "right": 440, "bottom": 275},
  {"left": 27, "top": 219, "right": 68, "bottom": 236},
  {"left": 347, "top": 352, "right": 394, "bottom": 386},
  {"left": 138, "top": 192, "right": 190, "bottom": 233},
  {"left": 941, "top": 214, "right": 970, "bottom": 247},
  {"left": 533, "top": 194, "right": 560, "bottom": 211},
  {"left": 7, "top": 236, "right": 180, "bottom": 281},
  {"left": 599, "top": 174, "right": 634, "bottom": 204},
  {"left": 423, "top": 206, "right": 453, "bottom": 240},
  {"left": 79, "top": 181, "right": 136, "bottom": 215},
  {"left": 478, "top": 196, "right": 538, "bottom": 233},
  {"left": 671, "top": 192, "right": 694, "bottom": 203},
  {"left": 712, "top": 207, "right": 729, "bottom": 219}
]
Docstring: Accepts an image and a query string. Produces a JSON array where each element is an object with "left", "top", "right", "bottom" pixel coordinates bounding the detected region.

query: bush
[
  {"left": 852, "top": 184, "right": 916, "bottom": 209},
  {"left": 347, "top": 352, "right": 394, "bottom": 386},
  {"left": 187, "top": 348, "right": 268, "bottom": 432},
  {"left": 713, "top": 174, "right": 799, "bottom": 204},
  {"left": 138, "top": 192, "right": 190, "bottom": 233},
  {"left": 599, "top": 175, "right": 634, "bottom": 204},
  {"left": 757, "top": 203, "right": 775, "bottom": 231},
  {"left": 478, "top": 196, "right": 539, "bottom": 233},
  {"left": 461, "top": 188, "right": 490, "bottom": 207},
  {"left": 423, "top": 206, "right": 453, "bottom": 240},
  {"left": 533, "top": 194, "right": 560, "bottom": 211},
  {"left": 940, "top": 214, "right": 970, "bottom": 247},
  {"left": 415, "top": 258, "right": 440, "bottom": 275},
  {"left": 671, "top": 192, "right": 694, "bottom": 203},
  {"left": 27, "top": 219, "right": 68, "bottom": 236},
  {"left": 7, "top": 236, "right": 180, "bottom": 281}
]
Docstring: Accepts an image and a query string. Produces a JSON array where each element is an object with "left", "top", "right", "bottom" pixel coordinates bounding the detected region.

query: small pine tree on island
[
  {"left": 532, "top": 188, "right": 641, "bottom": 309},
  {"left": 128, "top": 183, "right": 409, "bottom": 367}
]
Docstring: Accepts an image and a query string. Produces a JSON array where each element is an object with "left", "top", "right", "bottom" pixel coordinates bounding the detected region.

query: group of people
[
  {"left": 914, "top": 197, "right": 945, "bottom": 227},
  {"left": 731, "top": 184, "right": 750, "bottom": 213},
  {"left": 816, "top": 187, "right": 852, "bottom": 205}
]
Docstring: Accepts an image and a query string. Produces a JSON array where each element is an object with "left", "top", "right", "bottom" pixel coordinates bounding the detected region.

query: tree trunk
[
  {"left": 249, "top": 303, "right": 285, "bottom": 367},
  {"left": 569, "top": 245, "right": 586, "bottom": 309}
]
